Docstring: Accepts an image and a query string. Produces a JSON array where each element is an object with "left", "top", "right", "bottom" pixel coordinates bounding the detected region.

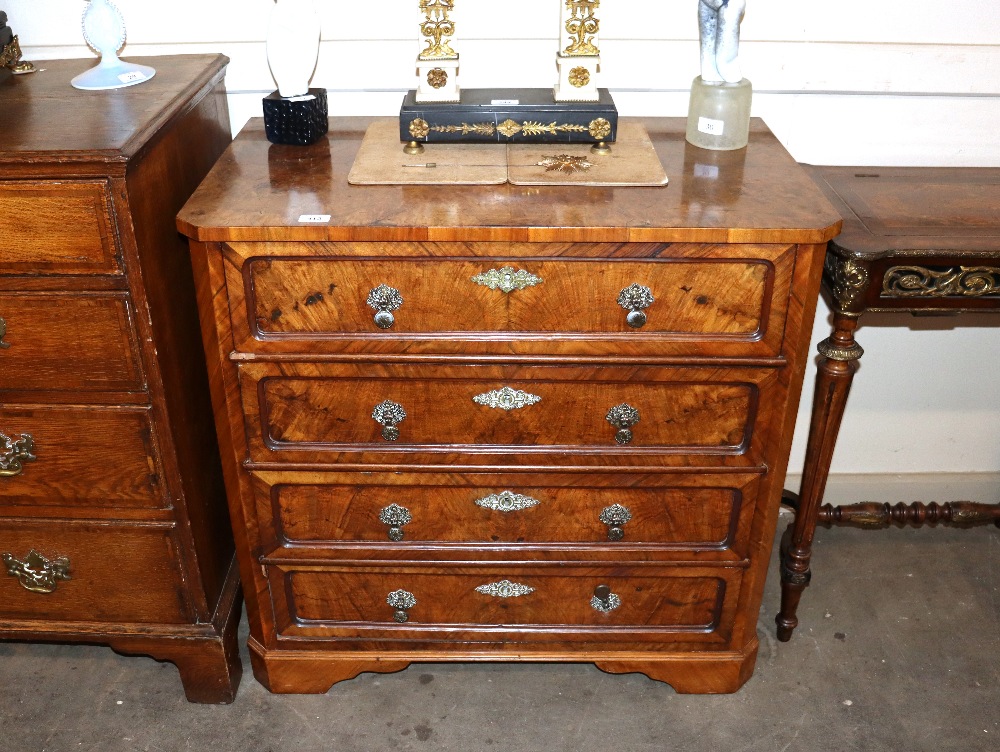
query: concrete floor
[{"left": 2, "top": 515, "right": 998, "bottom": 752}]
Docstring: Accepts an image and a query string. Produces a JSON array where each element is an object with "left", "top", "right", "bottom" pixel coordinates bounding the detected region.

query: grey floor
[{"left": 2, "top": 514, "right": 998, "bottom": 752}]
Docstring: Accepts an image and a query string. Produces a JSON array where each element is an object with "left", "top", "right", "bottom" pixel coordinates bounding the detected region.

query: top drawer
[
  {"left": 0, "top": 181, "right": 121, "bottom": 276},
  {"left": 223, "top": 242, "right": 797, "bottom": 358}
]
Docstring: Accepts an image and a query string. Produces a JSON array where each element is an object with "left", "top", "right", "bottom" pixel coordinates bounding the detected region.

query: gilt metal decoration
[
  {"left": 471, "top": 267, "right": 543, "bottom": 293},
  {"left": 882, "top": 265, "right": 1000, "bottom": 298},
  {"left": 537, "top": 154, "right": 595, "bottom": 174},
  {"left": 474, "top": 491, "right": 541, "bottom": 512},
  {"left": 418, "top": 0, "right": 457, "bottom": 60},
  {"left": 562, "top": 0, "right": 601, "bottom": 56},
  {"left": 0, "top": 431, "right": 36, "bottom": 477},
  {"left": 473, "top": 387, "right": 541, "bottom": 411},
  {"left": 475, "top": 580, "right": 535, "bottom": 598}
]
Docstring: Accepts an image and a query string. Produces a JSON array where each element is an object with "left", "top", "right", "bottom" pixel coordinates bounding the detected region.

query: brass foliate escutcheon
[
  {"left": 0, "top": 431, "right": 36, "bottom": 477},
  {"left": 599, "top": 503, "right": 632, "bottom": 541},
  {"left": 372, "top": 400, "right": 407, "bottom": 441},
  {"left": 379, "top": 503, "right": 413, "bottom": 541},
  {"left": 475, "top": 580, "right": 535, "bottom": 598},
  {"left": 0, "top": 315, "right": 10, "bottom": 348},
  {"left": 474, "top": 490, "right": 541, "bottom": 513},
  {"left": 387, "top": 589, "right": 417, "bottom": 623},
  {"left": 473, "top": 386, "right": 541, "bottom": 411},
  {"left": 3, "top": 550, "right": 71, "bottom": 593},
  {"left": 605, "top": 403, "right": 640, "bottom": 445},
  {"left": 617, "top": 283, "right": 654, "bottom": 328},
  {"left": 471, "top": 266, "right": 543, "bottom": 293},
  {"left": 591, "top": 584, "right": 621, "bottom": 613},
  {"left": 367, "top": 284, "right": 403, "bottom": 329}
]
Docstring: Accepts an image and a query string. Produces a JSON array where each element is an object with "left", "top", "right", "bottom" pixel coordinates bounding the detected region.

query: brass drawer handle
[
  {"left": 591, "top": 584, "right": 621, "bottom": 613},
  {"left": 367, "top": 284, "right": 403, "bottom": 329},
  {"left": 475, "top": 580, "right": 535, "bottom": 598},
  {"left": 386, "top": 589, "right": 416, "bottom": 623},
  {"left": 0, "top": 315, "right": 10, "bottom": 348},
  {"left": 474, "top": 491, "right": 541, "bottom": 512},
  {"left": 599, "top": 503, "right": 632, "bottom": 541},
  {"left": 605, "top": 403, "right": 640, "bottom": 445},
  {"left": 471, "top": 266, "right": 543, "bottom": 293},
  {"left": 379, "top": 503, "right": 412, "bottom": 541},
  {"left": 617, "top": 283, "right": 654, "bottom": 328},
  {"left": 372, "top": 400, "right": 406, "bottom": 441},
  {"left": 473, "top": 386, "right": 541, "bottom": 411},
  {"left": 3, "top": 549, "right": 71, "bottom": 593},
  {"left": 0, "top": 431, "right": 36, "bottom": 478}
]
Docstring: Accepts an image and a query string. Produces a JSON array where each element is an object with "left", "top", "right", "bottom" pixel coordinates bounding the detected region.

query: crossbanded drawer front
[
  {"left": 0, "top": 521, "right": 189, "bottom": 624},
  {"left": 0, "top": 405, "right": 167, "bottom": 511},
  {"left": 0, "top": 181, "right": 120, "bottom": 275},
  {"left": 225, "top": 242, "right": 795, "bottom": 357},
  {"left": 268, "top": 563, "right": 739, "bottom": 643},
  {"left": 242, "top": 363, "right": 776, "bottom": 463},
  {"left": 0, "top": 293, "right": 143, "bottom": 395},
  {"left": 252, "top": 471, "right": 760, "bottom": 559}
]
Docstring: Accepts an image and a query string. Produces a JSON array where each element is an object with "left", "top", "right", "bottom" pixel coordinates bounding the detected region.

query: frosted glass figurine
[
  {"left": 70, "top": 0, "right": 155, "bottom": 90},
  {"left": 267, "top": 0, "right": 321, "bottom": 98},
  {"left": 698, "top": 0, "right": 746, "bottom": 84}
]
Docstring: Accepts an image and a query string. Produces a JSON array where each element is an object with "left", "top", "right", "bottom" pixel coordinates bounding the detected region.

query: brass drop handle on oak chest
[
  {"left": 0, "top": 315, "right": 10, "bottom": 348},
  {"left": 3, "top": 549, "right": 71, "bottom": 593},
  {"left": 386, "top": 589, "right": 417, "bottom": 623},
  {"left": 605, "top": 403, "right": 640, "bottom": 445},
  {"left": 367, "top": 284, "right": 403, "bottom": 329},
  {"left": 617, "top": 283, "right": 654, "bottom": 328},
  {"left": 379, "top": 503, "right": 412, "bottom": 541},
  {"left": 600, "top": 503, "right": 632, "bottom": 541},
  {"left": 590, "top": 584, "right": 621, "bottom": 613},
  {"left": 372, "top": 400, "right": 406, "bottom": 441},
  {"left": 0, "top": 431, "right": 36, "bottom": 478}
]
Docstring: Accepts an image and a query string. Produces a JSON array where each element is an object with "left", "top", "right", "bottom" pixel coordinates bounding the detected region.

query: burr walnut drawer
[
  {"left": 251, "top": 470, "right": 762, "bottom": 562},
  {"left": 0, "top": 521, "right": 189, "bottom": 624},
  {"left": 241, "top": 363, "right": 777, "bottom": 465},
  {"left": 0, "top": 405, "right": 167, "bottom": 512},
  {"left": 0, "top": 293, "right": 143, "bottom": 395},
  {"left": 0, "top": 181, "right": 120, "bottom": 275},
  {"left": 266, "top": 562, "right": 740, "bottom": 643},
  {"left": 225, "top": 242, "right": 796, "bottom": 357}
]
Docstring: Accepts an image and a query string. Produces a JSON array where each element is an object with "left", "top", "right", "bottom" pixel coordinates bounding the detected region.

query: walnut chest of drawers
[
  {"left": 0, "top": 55, "right": 241, "bottom": 702},
  {"left": 178, "top": 117, "right": 841, "bottom": 694}
]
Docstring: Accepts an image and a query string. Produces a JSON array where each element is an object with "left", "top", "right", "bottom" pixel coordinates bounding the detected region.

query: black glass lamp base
[{"left": 262, "top": 88, "right": 329, "bottom": 146}]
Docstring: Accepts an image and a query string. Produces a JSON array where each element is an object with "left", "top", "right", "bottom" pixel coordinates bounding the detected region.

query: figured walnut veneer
[{"left": 180, "top": 116, "right": 840, "bottom": 694}]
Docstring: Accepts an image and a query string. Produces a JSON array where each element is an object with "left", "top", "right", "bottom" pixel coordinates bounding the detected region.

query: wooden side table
[{"left": 776, "top": 166, "right": 1000, "bottom": 641}]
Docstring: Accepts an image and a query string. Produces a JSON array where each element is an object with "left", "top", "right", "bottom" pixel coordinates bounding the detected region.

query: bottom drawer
[
  {"left": 269, "top": 563, "right": 741, "bottom": 645},
  {"left": 0, "top": 520, "right": 189, "bottom": 624}
]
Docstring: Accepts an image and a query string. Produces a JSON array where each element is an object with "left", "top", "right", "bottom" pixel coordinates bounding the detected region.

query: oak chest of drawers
[
  {"left": 0, "top": 56, "right": 241, "bottom": 702},
  {"left": 178, "top": 117, "right": 841, "bottom": 693}
]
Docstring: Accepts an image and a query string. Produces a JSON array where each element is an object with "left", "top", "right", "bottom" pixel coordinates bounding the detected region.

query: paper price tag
[
  {"left": 298, "top": 214, "right": 331, "bottom": 224},
  {"left": 118, "top": 71, "right": 145, "bottom": 84},
  {"left": 693, "top": 163, "right": 720, "bottom": 179},
  {"left": 697, "top": 117, "right": 725, "bottom": 136},
  {"left": 491, "top": 99, "right": 519, "bottom": 105}
]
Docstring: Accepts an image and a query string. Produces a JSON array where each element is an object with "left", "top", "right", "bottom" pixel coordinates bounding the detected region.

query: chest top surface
[
  {"left": 0, "top": 54, "right": 228, "bottom": 164},
  {"left": 178, "top": 117, "right": 840, "bottom": 246},
  {"left": 806, "top": 165, "right": 1000, "bottom": 258}
]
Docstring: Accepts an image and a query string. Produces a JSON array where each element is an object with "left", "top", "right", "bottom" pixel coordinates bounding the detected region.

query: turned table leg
[{"left": 776, "top": 312, "right": 863, "bottom": 641}]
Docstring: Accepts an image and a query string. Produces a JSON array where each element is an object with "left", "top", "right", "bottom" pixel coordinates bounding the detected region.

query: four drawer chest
[
  {"left": 178, "top": 117, "right": 841, "bottom": 693},
  {"left": 0, "top": 55, "right": 241, "bottom": 702}
]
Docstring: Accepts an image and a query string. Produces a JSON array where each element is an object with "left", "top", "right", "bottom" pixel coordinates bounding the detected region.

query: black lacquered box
[{"left": 399, "top": 88, "right": 618, "bottom": 145}]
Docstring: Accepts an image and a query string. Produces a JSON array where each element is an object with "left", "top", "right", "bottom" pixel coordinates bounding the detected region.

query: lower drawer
[
  {"left": 0, "top": 520, "right": 190, "bottom": 624},
  {"left": 252, "top": 470, "right": 761, "bottom": 561},
  {"left": 0, "top": 405, "right": 166, "bottom": 512},
  {"left": 268, "top": 563, "right": 741, "bottom": 645}
]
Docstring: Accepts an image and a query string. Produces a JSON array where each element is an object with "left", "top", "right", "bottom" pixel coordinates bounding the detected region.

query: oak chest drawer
[
  {"left": 0, "top": 293, "right": 143, "bottom": 395},
  {"left": 0, "top": 521, "right": 189, "bottom": 624},
  {"left": 0, "top": 405, "right": 166, "bottom": 511},
  {"left": 0, "top": 181, "right": 120, "bottom": 276},
  {"left": 225, "top": 241, "right": 796, "bottom": 358}
]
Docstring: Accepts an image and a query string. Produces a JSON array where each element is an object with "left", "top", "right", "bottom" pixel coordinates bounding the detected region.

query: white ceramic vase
[
  {"left": 71, "top": 0, "right": 155, "bottom": 90},
  {"left": 267, "top": 0, "right": 321, "bottom": 98}
]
